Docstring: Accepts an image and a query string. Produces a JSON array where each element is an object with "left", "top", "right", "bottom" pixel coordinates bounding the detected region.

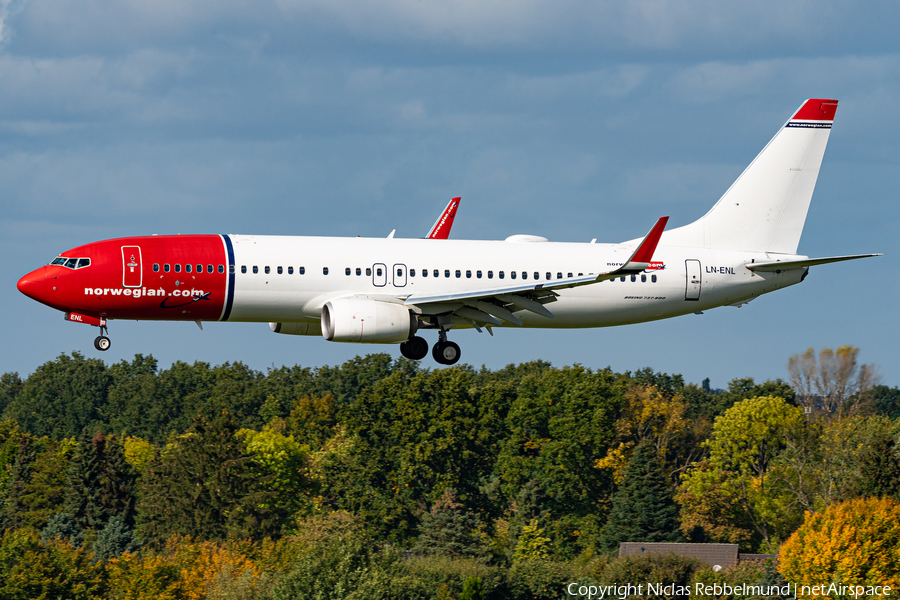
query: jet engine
[
  {"left": 269, "top": 322, "right": 323, "bottom": 336},
  {"left": 321, "top": 298, "right": 417, "bottom": 343}
]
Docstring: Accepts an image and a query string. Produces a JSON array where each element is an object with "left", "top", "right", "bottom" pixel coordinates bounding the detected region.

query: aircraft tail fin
[{"left": 663, "top": 99, "right": 838, "bottom": 254}]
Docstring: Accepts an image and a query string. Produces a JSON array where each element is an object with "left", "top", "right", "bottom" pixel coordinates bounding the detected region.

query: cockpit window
[{"left": 51, "top": 256, "right": 91, "bottom": 269}]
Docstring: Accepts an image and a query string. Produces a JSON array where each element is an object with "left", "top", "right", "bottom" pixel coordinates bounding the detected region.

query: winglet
[
  {"left": 426, "top": 197, "right": 461, "bottom": 239},
  {"left": 623, "top": 216, "right": 668, "bottom": 270}
]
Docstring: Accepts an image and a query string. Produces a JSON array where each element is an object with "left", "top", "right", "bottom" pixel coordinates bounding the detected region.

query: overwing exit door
[
  {"left": 685, "top": 259, "right": 701, "bottom": 301},
  {"left": 122, "top": 246, "right": 142, "bottom": 288},
  {"left": 373, "top": 263, "right": 387, "bottom": 287},
  {"left": 393, "top": 264, "right": 407, "bottom": 287}
]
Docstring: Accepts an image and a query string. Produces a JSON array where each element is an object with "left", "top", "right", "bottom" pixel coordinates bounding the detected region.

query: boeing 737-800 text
[{"left": 17, "top": 99, "right": 881, "bottom": 364}]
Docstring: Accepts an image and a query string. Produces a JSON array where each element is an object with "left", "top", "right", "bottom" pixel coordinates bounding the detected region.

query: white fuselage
[{"left": 225, "top": 234, "right": 806, "bottom": 330}]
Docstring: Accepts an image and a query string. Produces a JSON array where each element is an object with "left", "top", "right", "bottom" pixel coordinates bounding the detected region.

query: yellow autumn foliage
[
  {"left": 779, "top": 496, "right": 900, "bottom": 598},
  {"left": 106, "top": 537, "right": 262, "bottom": 600}
]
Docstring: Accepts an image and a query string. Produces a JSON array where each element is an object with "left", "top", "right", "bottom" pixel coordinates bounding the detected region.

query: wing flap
[{"left": 406, "top": 216, "right": 669, "bottom": 321}]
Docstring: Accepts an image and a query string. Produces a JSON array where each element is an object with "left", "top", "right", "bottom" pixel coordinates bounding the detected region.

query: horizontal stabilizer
[{"left": 746, "top": 253, "right": 883, "bottom": 272}]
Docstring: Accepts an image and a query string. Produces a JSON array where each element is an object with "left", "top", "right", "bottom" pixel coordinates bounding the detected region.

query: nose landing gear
[{"left": 93, "top": 325, "right": 111, "bottom": 352}]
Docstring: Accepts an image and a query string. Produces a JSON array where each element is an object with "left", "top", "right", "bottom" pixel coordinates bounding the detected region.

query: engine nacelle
[
  {"left": 321, "top": 298, "right": 417, "bottom": 343},
  {"left": 269, "top": 322, "right": 323, "bottom": 336}
]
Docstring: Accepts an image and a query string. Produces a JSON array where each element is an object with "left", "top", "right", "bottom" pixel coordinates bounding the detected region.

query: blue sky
[{"left": 2, "top": 0, "right": 897, "bottom": 387}]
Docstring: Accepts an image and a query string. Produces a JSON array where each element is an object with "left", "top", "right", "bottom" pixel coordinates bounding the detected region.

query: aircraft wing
[
  {"left": 425, "top": 197, "right": 461, "bottom": 239},
  {"left": 405, "top": 217, "right": 668, "bottom": 326},
  {"left": 745, "top": 253, "right": 883, "bottom": 272}
]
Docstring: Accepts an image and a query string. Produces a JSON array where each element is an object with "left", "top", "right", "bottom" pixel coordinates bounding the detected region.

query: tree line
[{"left": 0, "top": 347, "right": 897, "bottom": 599}]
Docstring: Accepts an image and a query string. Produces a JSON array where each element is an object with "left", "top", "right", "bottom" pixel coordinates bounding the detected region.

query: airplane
[{"left": 17, "top": 99, "right": 881, "bottom": 365}]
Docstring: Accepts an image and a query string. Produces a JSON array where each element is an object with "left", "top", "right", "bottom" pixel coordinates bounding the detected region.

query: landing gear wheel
[
  {"left": 400, "top": 336, "right": 429, "bottom": 360},
  {"left": 94, "top": 336, "right": 111, "bottom": 351},
  {"left": 432, "top": 341, "right": 461, "bottom": 365}
]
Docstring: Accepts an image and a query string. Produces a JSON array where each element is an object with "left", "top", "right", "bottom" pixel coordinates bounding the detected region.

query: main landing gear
[
  {"left": 399, "top": 330, "right": 461, "bottom": 365},
  {"left": 93, "top": 325, "right": 111, "bottom": 352}
]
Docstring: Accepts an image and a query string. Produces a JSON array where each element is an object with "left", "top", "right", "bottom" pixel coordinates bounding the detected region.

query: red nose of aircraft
[{"left": 17, "top": 266, "right": 50, "bottom": 303}]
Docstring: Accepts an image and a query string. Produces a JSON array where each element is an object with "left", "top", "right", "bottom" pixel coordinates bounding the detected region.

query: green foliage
[
  {"left": 0, "top": 528, "right": 104, "bottom": 600},
  {"left": 3, "top": 352, "right": 110, "bottom": 439},
  {"left": 851, "top": 433, "right": 900, "bottom": 500},
  {"left": 0, "top": 372, "right": 22, "bottom": 416},
  {"left": 595, "top": 553, "right": 705, "bottom": 595},
  {"left": 138, "top": 413, "right": 283, "bottom": 545},
  {"left": 415, "top": 489, "right": 488, "bottom": 558},
  {"left": 40, "top": 513, "right": 84, "bottom": 547},
  {"left": 873, "top": 385, "right": 900, "bottom": 419},
  {"left": 269, "top": 534, "right": 391, "bottom": 600},
  {"left": 599, "top": 443, "right": 683, "bottom": 552},
  {"left": 496, "top": 366, "right": 622, "bottom": 542},
  {"left": 513, "top": 519, "right": 553, "bottom": 561},
  {"left": 506, "top": 559, "right": 580, "bottom": 600},
  {"left": 458, "top": 576, "right": 486, "bottom": 600},
  {"left": 678, "top": 396, "right": 806, "bottom": 550},
  {"left": 320, "top": 366, "right": 509, "bottom": 542},
  {"left": 66, "top": 431, "right": 138, "bottom": 532},
  {"left": 92, "top": 515, "right": 140, "bottom": 563},
  {"left": 238, "top": 424, "right": 312, "bottom": 521}
]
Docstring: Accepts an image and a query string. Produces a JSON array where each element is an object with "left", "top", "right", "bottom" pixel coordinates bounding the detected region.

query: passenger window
[
  {"left": 410, "top": 269, "right": 416, "bottom": 277},
  {"left": 422, "top": 269, "right": 427, "bottom": 277},
  {"left": 578, "top": 272, "right": 583, "bottom": 276},
  {"left": 652, "top": 274, "right": 657, "bottom": 283},
  {"left": 434, "top": 270, "right": 439, "bottom": 277},
  {"left": 299, "top": 267, "right": 306, "bottom": 274},
  {"left": 477, "top": 270, "right": 482, "bottom": 279},
  {"left": 241, "top": 266, "right": 247, "bottom": 274},
  {"left": 365, "top": 268, "right": 371, "bottom": 276},
  {"left": 398, "top": 268, "right": 403, "bottom": 277},
  {"left": 186, "top": 264, "right": 192, "bottom": 273},
  {"left": 376, "top": 268, "right": 382, "bottom": 276},
  {"left": 445, "top": 270, "right": 450, "bottom": 278},
  {"left": 323, "top": 267, "right": 329, "bottom": 275},
  {"left": 523, "top": 272, "right": 528, "bottom": 279},
  {"left": 567, "top": 272, "right": 573, "bottom": 278},
  {"left": 455, "top": 270, "right": 461, "bottom": 278},
  {"left": 511, "top": 272, "right": 517, "bottom": 279},
  {"left": 218, "top": 265, "right": 224, "bottom": 274},
  {"left": 499, "top": 271, "right": 505, "bottom": 279},
  {"left": 197, "top": 264, "right": 203, "bottom": 273},
  {"left": 487, "top": 271, "right": 493, "bottom": 279},
  {"left": 465, "top": 270, "right": 471, "bottom": 278},
  {"left": 153, "top": 264, "right": 160, "bottom": 272},
  {"left": 356, "top": 268, "right": 361, "bottom": 276},
  {"left": 278, "top": 266, "right": 284, "bottom": 274},
  {"left": 288, "top": 266, "right": 294, "bottom": 274},
  {"left": 630, "top": 274, "right": 636, "bottom": 282},
  {"left": 253, "top": 266, "right": 258, "bottom": 274},
  {"left": 207, "top": 265, "right": 213, "bottom": 273},
  {"left": 174, "top": 264, "right": 181, "bottom": 273},
  {"left": 345, "top": 267, "right": 351, "bottom": 276},
  {"left": 620, "top": 276, "right": 625, "bottom": 282},
  {"left": 557, "top": 273, "right": 562, "bottom": 279},
  {"left": 641, "top": 274, "right": 647, "bottom": 282},
  {"left": 229, "top": 265, "right": 235, "bottom": 274},
  {"left": 164, "top": 264, "right": 171, "bottom": 272},
  {"left": 265, "top": 266, "right": 271, "bottom": 274},
  {"left": 77, "top": 258, "right": 90, "bottom": 269}
]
